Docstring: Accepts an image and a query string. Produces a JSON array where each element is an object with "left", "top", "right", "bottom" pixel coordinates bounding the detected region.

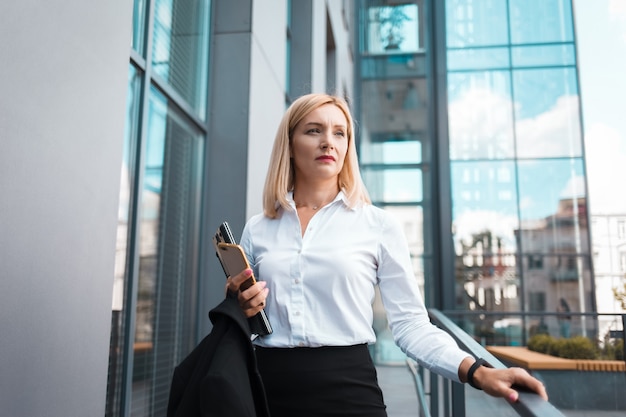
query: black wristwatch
[{"left": 467, "top": 358, "right": 493, "bottom": 390}]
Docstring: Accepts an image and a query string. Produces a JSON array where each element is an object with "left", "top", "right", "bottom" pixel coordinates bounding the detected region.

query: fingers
[
  {"left": 511, "top": 368, "right": 548, "bottom": 401},
  {"left": 481, "top": 368, "right": 548, "bottom": 402},
  {"left": 238, "top": 281, "right": 268, "bottom": 316},
  {"left": 225, "top": 268, "right": 269, "bottom": 318},
  {"left": 226, "top": 268, "right": 255, "bottom": 294}
]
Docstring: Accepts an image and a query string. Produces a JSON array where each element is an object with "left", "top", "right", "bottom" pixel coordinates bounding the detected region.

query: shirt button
[
  {"left": 298, "top": 342, "right": 305, "bottom": 347},
  {"left": 295, "top": 311, "right": 300, "bottom": 316},
  {"left": 294, "top": 279, "right": 300, "bottom": 284}
]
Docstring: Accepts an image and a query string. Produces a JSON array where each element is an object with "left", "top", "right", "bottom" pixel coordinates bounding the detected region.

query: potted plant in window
[{"left": 375, "top": 6, "right": 411, "bottom": 50}]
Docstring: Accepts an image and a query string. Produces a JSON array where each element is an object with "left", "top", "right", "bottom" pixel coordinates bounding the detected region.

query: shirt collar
[{"left": 286, "top": 190, "right": 349, "bottom": 210}]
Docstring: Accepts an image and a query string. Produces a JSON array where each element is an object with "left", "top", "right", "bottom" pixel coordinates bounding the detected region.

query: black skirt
[{"left": 255, "top": 344, "right": 387, "bottom": 417}]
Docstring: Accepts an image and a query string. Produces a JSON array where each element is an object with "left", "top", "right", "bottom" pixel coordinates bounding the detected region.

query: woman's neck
[{"left": 293, "top": 184, "right": 339, "bottom": 210}]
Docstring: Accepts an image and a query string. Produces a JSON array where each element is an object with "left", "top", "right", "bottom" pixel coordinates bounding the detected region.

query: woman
[{"left": 227, "top": 93, "right": 547, "bottom": 416}]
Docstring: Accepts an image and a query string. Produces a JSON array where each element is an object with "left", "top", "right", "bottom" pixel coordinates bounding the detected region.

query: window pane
[
  {"left": 132, "top": 0, "right": 148, "bottom": 55},
  {"left": 106, "top": 63, "right": 142, "bottom": 417},
  {"left": 366, "top": 4, "right": 421, "bottom": 54},
  {"left": 361, "top": 137, "right": 423, "bottom": 165},
  {"left": 451, "top": 161, "right": 521, "bottom": 310},
  {"left": 447, "top": 47, "right": 510, "bottom": 71},
  {"left": 509, "top": 0, "right": 574, "bottom": 44},
  {"left": 362, "top": 168, "right": 423, "bottom": 203},
  {"left": 517, "top": 158, "right": 589, "bottom": 253},
  {"left": 361, "top": 79, "right": 429, "bottom": 136},
  {"left": 446, "top": 0, "right": 509, "bottom": 48},
  {"left": 152, "top": 0, "right": 210, "bottom": 118},
  {"left": 513, "top": 68, "right": 581, "bottom": 158},
  {"left": 511, "top": 44, "right": 576, "bottom": 68},
  {"left": 521, "top": 254, "right": 594, "bottom": 336},
  {"left": 360, "top": 54, "right": 427, "bottom": 79},
  {"left": 451, "top": 160, "right": 519, "bottom": 254},
  {"left": 448, "top": 71, "right": 514, "bottom": 160},
  {"left": 130, "top": 87, "right": 204, "bottom": 417}
]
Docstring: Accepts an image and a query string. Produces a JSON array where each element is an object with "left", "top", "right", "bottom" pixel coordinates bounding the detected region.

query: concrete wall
[
  {"left": 201, "top": 0, "right": 355, "bottom": 327},
  {"left": 0, "top": 1, "right": 131, "bottom": 415}
]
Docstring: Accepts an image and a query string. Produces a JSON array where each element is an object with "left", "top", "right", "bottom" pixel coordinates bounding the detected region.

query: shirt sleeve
[{"left": 376, "top": 213, "right": 471, "bottom": 383}]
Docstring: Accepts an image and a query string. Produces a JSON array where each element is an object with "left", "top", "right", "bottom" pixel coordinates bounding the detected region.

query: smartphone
[
  {"left": 215, "top": 242, "right": 255, "bottom": 291},
  {"left": 213, "top": 221, "right": 272, "bottom": 336}
]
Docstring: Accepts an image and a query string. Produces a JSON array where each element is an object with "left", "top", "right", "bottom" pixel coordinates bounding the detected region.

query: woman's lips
[{"left": 316, "top": 155, "right": 335, "bottom": 161}]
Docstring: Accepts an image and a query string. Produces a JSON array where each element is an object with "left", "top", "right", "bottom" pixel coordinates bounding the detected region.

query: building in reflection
[{"left": 355, "top": 0, "right": 622, "bottom": 357}]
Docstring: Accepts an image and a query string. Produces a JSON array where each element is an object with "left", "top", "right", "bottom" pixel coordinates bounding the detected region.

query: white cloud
[
  {"left": 609, "top": 0, "right": 626, "bottom": 19},
  {"left": 515, "top": 95, "right": 582, "bottom": 158},
  {"left": 448, "top": 88, "right": 514, "bottom": 159},
  {"left": 608, "top": 0, "right": 626, "bottom": 43},
  {"left": 454, "top": 209, "right": 518, "bottom": 252},
  {"left": 448, "top": 89, "right": 582, "bottom": 159},
  {"left": 559, "top": 175, "right": 586, "bottom": 199},
  {"left": 584, "top": 122, "right": 626, "bottom": 213}
]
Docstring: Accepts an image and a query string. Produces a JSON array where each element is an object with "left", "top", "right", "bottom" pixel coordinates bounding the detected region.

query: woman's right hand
[{"left": 225, "top": 268, "right": 269, "bottom": 318}]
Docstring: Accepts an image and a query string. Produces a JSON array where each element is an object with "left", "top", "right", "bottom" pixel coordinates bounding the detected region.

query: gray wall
[
  {"left": 0, "top": 1, "right": 132, "bottom": 415},
  {"left": 201, "top": 0, "right": 289, "bottom": 326}
]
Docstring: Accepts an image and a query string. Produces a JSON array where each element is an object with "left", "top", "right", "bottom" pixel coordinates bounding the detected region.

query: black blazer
[{"left": 167, "top": 296, "right": 270, "bottom": 417}]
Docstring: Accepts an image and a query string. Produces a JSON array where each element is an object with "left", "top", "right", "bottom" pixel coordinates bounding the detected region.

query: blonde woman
[{"left": 227, "top": 93, "right": 547, "bottom": 417}]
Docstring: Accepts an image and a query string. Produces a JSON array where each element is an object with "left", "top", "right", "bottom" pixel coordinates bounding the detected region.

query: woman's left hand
[
  {"left": 460, "top": 358, "right": 548, "bottom": 402},
  {"left": 225, "top": 268, "right": 269, "bottom": 318}
]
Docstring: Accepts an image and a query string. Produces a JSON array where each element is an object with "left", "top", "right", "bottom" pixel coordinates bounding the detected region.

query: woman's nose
[{"left": 320, "top": 134, "right": 334, "bottom": 149}]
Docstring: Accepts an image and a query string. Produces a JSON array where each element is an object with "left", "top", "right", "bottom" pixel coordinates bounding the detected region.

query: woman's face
[{"left": 290, "top": 104, "right": 349, "bottom": 184}]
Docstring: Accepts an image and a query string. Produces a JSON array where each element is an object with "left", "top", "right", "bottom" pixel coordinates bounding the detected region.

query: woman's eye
[
  {"left": 335, "top": 131, "right": 346, "bottom": 137},
  {"left": 306, "top": 128, "right": 321, "bottom": 134}
]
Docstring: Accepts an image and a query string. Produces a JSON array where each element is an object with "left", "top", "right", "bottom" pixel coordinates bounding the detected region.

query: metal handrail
[
  {"left": 406, "top": 358, "right": 431, "bottom": 417},
  {"left": 438, "top": 310, "right": 626, "bottom": 361},
  {"left": 406, "top": 308, "right": 567, "bottom": 417}
]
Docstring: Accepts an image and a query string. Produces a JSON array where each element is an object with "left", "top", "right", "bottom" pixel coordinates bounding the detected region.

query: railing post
[
  {"left": 430, "top": 370, "right": 439, "bottom": 416},
  {"left": 451, "top": 383, "right": 465, "bottom": 417},
  {"left": 622, "top": 314, "right": 626, "bottom": 363}
]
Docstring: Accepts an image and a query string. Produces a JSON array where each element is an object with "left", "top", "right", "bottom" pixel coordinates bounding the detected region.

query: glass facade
[
  {"left": 106, "top": 0, "right": 210, "bottom": 415},
  {"left": 357, "top": 0, "right": 594, "bottom": 358},
  {"left": 357, "top": 0, "right": 432, "bottom": 364},
  {"left": 447, "top": 0, "right": 592, "bottom": 344}
]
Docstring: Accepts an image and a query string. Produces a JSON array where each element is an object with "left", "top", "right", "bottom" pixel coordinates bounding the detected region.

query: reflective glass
[
  {"left": 130, "top": 87, "right": 204, "bottom": 417},
  {"left": 448, "top": 71, "right": 515, "bottom": 160},
  {"left": 447, "top": 47, "right": 510, "bottom": 71},
  {"left": 511, "top": 44, "right": 576, "bottom": 68},
  {"left": 362, "top": 168, "right": 423, "bottom": 203},
  {"left": 521, "top": 254, "right": 594, "bottom": 335},
  {"left": 106, "top": 64, "right": 142, "bottom": 417},
  {"left": 132, "top": 0, "right": 147, "bottom": 55},
  {"left": 360, "top": 138, "right": 422, "bottom": 165},
  {"left": 451, "top": 161, "right": 521, "bottom": 310},
  {"left": 361, "top": 79, "right": 429, "bottom": 136},
  {"left": 509, "top": 0, "right": 574, "bottom": 44},
  {"left": 513, "top": 68, "right": 581, "bottom": 158},
  {"left": 517, "top": 158, "right": 589, "bottom": 253},
  {"left": 366, "top": 4, "right": 421, "bottom": 54},
  {"left": 451, "top": 160, "right": 519, "bottom": 256},
  {"left": 360, "top": 54, "right": 427, "bottom": 79},
  {"left": 445, "top": 0, "right": 509, "bottom": 47},
  {"left": 152, "top": 0, "right": 210, "bottom": 118}
]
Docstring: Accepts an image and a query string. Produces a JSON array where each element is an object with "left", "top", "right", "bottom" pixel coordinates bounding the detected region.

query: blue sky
[{"left": 575, "top": 0, "right": 626, "bottom": 214}]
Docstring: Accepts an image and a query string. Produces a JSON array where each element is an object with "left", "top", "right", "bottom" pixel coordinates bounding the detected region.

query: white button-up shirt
[{"left": 240, "top": 191, "right": 470, "bottom": 382}]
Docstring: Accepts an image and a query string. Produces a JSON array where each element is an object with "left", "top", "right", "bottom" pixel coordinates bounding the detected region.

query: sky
[{"left": 575, "top": 0, "right": 626, "bottom": 215}]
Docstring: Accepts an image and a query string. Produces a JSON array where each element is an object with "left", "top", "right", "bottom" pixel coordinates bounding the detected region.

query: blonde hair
[{"left": 263, "top": 93, "right": 371, "bottom": 218}]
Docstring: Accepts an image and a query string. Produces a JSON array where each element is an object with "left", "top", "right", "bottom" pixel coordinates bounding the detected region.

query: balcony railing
[{"left": 406, "top": 308, "right": 568, "bottom": 417}]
